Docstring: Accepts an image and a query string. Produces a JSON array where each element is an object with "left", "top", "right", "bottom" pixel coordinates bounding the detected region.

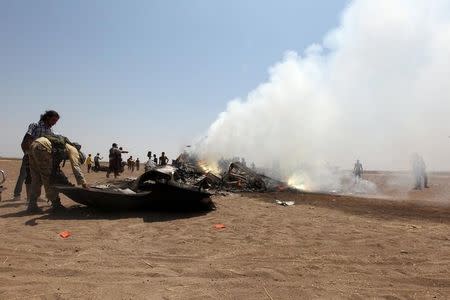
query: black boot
[
  {"left": 50, "top": 197, "right": 67, "bottom": 213},
  {"left": 26, "top": 201, "right": 43, "bottom": 214},
  {"left": 50, "top": 202, "right": 66, "bottom": 213}
]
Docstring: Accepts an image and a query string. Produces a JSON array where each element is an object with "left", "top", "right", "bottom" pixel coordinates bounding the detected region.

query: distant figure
[
  {"left": 94, "top": 153, "right": 102, "bottom": 171},
  {"left": 251, "top": 162, "right": 256, "bottom": 170},
  {"left": 153, "top": 154, "right": 158, "bottom": 165},
  {"left": 130, "top": 157, "right": 135, "bottom": 172},
  {"left": 86, "top": 154, "right": 93, "bottom": 173},
  {"left": 412, "top": 154, "right": 429, "bottom": 190},
  {"left": 118, "top": 147, "right": 128, "bottom": 173},
  {"left": 136, "top": 158, "right": 140, "bottom": 171},
  {"left": 147, "top": 151, "right": 152, "bottom": 160},
  {"left": 145, "top": 157, "right": 156, "bottom": 172},
  {"left": 107, "top": 143, "right": 121, "bottom": 178},
  {"left": 127, "top": 156, "right": 133, "bottom": 170},
  {"left": 107, "top": 144, "right": 127, "bottom": 178},
  {"left": 353, "top": 160, "right": 363, "bottom": 180},
  {"left": 159, "top": 152, "right": 169, "bottom": 166}
]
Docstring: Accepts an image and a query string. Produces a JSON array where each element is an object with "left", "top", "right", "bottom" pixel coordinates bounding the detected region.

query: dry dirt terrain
[{"left": 0, "top": 159, "right": 449, "bottom": 299}]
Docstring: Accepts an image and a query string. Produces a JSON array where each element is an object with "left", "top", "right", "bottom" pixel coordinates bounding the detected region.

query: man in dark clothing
[
  {"left": 93, "top": 153, "right": 102, "bottom": 171},
  {"left": 107, "top": 143, "right": 122, "bottom": 178},
  {"left": 159, "top": 152, "right": 169, "bottom": 166},
  {"left": 136, "top": 158, "right": 140, "bottom": 171}
]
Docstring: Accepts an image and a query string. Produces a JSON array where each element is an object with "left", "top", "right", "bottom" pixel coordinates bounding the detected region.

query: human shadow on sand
[
  {"left": 0, "top": 204, "right": 214, "bottom": 226},
  {"left": 0, "top": 202, "right": 24, "bottom": 209},
  {"left": 0, "top": 197, "right": 57, "bottom": 209}
]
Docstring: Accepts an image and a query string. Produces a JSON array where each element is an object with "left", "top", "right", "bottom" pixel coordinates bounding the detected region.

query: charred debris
[{"left": 170, "top": 153, "right": 290, "bottom": 193}]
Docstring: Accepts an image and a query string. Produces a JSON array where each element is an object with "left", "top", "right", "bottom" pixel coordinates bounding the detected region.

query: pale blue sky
[{"left": 1, "top": 0, "right": 348, "bottom": 160}]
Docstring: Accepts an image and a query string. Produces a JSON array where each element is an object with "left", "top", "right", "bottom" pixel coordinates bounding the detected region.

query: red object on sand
[
  {"left": 214, "top": 224, "right": 226, "bottom": 229},
  {"left": 59, "top": 231, "right": 72, "bottom": 238}
]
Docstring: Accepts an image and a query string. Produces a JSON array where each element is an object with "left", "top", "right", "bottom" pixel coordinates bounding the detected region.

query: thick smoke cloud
[{"left": 197, "top": 0, "right": 450, "bottom": 180}]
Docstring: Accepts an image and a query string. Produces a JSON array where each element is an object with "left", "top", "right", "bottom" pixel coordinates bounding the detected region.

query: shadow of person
[
  {"left": 2, "top": 204, "right": 213, "bottom": 226},
  {"left": 0, "top": 197, "right": 22, "bottom": 203},
  {"left": 0, "top": 202, "right": 25, "bottom": 209}
]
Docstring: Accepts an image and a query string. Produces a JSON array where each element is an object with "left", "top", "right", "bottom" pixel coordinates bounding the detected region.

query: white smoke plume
[{"left": 195, "top": 0, "right": 450, "bottom": 192}]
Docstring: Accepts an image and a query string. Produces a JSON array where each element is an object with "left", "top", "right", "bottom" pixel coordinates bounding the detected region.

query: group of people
[
  {"left": 126, "top": 156, "right": 140, "bottom": 172},
  {"left": 83, "top": 145, "right": 168, "bottom": 179},
  {"left": 105, "top": 143, "right": 129, "bottom": 178},
  {"left": 85, "top": 153, "right": 103, "bottom": 173},
  {"left": 12, "top": 109, "right": 174, "bottom": 214},
  {"left": 144, "top": 151, "right": 169, "bottom": 171}
]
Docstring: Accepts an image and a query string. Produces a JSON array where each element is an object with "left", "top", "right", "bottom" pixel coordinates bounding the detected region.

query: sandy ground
[{"left": 0, "top": 159, "right": 449, "bottom": 299}]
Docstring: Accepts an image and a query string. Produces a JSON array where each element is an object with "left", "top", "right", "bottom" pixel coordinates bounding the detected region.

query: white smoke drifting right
[{"left": 195, "top": 0, "right": 450, "bottom": 192}]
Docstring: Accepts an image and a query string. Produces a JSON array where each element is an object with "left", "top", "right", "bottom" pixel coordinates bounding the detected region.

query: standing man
[
  {"left": 107, "top": 143, "right": 121, "bottom": 178},
  {"left": 119, "top": 147, "right": 128, "bottom": 173},
  {"left": 106, "top": 145, "right": 128, "bottom": 178},
  {"left": 127, "top": 156, "right": 132, "bottom": 171},
  {"left": 159, "top": 152, "right": 169, "bottom": 166},
  {"left": 93, "top": 153, "right": 102, "bottom": 171},
  {"left": 27, "top": 135, "right": 87, "bottom": 213},
  {"left": 413, "top": 154, "right": 429, "bottom": 190},
  {"left": 15, "top": 110, "right": 60, "bottom": 201},
  {"left": 86, "top": 154, "right": 93, "bottom": 173},
  {"left": 135, "top": 158, "right": 140, "bottom": 171},
  {"left": 420, "top": 156, "right": 429, "bottom": 189},
  {"left": 130, "top": 157, "right": 135, "bottom": 172},
  {"left": 353, "top": 159, "right": 363, "bottom": 181}
]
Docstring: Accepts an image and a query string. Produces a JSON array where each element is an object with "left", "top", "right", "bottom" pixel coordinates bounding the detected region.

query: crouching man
[{"left": 27, "top": 135, "right": 88, "bottom": 213}]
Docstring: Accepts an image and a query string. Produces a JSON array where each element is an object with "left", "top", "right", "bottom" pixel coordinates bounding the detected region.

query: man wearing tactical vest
[{"left": 27, "top": 134, "right": 88, "bottom": 213}]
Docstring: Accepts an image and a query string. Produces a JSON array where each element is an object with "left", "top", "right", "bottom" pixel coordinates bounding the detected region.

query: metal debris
[{"left": 275, "top": 200, "right": 295, "bottom": 206}]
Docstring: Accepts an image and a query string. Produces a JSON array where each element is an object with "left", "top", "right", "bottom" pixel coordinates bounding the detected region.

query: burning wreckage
[
  {"left": 172, "top": 154, "right": 289, "bottom": 193},
  {"left": 56, "top": 154, "right": 290, "bottom": 210}
]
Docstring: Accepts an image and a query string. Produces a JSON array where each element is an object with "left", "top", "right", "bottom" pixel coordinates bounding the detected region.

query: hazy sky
[{"left": 0, "top": 0, "right": 347, "bottom": 161}]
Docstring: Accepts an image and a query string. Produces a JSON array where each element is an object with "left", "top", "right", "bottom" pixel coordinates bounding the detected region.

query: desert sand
[{"left": 0, "top": 159, "right": 449, "bottom": 299}]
